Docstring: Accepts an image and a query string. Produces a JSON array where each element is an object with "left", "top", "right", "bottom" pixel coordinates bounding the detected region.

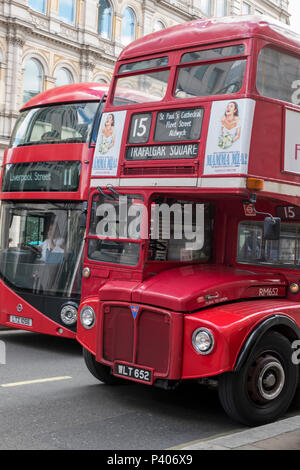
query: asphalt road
[{"left": 0, "top": 329, "right": 298, "bottom": 451}]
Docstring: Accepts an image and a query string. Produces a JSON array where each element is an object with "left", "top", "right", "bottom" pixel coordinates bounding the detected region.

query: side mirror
[
  {"left": 80, "top": 201, "right": 88, "bottom": 228},
  {"left": 264, "top": 217, "right": 281, "bottom": 240}
]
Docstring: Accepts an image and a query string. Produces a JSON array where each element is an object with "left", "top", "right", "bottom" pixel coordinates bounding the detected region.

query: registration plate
[
  {"left": 114, "top": 363, "right": 153, "bottom": 384},
  {"left": 9, "top": 315, "right": 32, "bottom": 327}
]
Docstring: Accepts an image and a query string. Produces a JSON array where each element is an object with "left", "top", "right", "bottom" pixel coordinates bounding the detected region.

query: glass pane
[
  {"left": 181, "top": 45, "right": 245, "bottom": 64},
  {"left": 59, "top": 0, "right": 75, "bottom": 24},
  {"left": 28, "top": 0, "right": 46, "bottom": 13},
  {"left": 242, "top": 2, "right": 251, "bottom": 14},
  {"left": 10, "top": 102, "right": 99, "bottom": 147},
  {"left": 0, "top": 202, "right": 84, "bottom": 295},
  {"left": 98, "top": 0, "right": 112, "bottom": 39},
  {"left": 237, "top": 221, "right": 300, "bottom": 267},
  {"left": 200, "top": 0, "right": 211, "bottom": 15},
  {"left": 148, "top": 200, "right": 213, "bottom": 262},
  {"left": 23, "top": 59, "right": 43, "bottom": 104},
  {"left": 215, "top": 0, "right": 227, "bottom": 16},
  {"left": 119, "top": 57, "right": 169, "bottom": 74},
  {"left": 113, "top": 70, "right": 169, "bottom": 105},
  {"left": 175, "top": 60, "right": 246, "bottom": 98},
  {"left": 88, "top": 193, "right": 143, "bottom": 266},
  {"left": 153, "top": 21, "right": 165, "bottom": 32},
  {"left": 257, "top": 46, "right": 300, "bottom": 105},
  {"left": 54, "top": 68, "right": 73, "bottom": 87}
]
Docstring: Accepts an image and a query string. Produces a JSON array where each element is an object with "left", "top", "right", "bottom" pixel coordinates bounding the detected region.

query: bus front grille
[{"left": 102, "top": 305, "right": 171, "bottom": 374}]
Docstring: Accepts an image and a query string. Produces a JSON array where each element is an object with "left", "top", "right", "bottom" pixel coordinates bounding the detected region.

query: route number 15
[{"left": 128, "top": 113, "right": 152, "bottom": 143}]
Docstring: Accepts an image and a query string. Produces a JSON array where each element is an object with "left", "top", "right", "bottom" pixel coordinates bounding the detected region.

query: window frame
[
  {"left": 98, "top": 0, "right": 113, "bottom": 39},
  {"left": 121, "top": 7, "right": 136, "bottom": 46},
  {"left": 23, "top": 58, "right": 44, "bottom": 105}
]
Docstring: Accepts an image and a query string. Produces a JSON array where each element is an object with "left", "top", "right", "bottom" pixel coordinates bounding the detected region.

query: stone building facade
[{"left": 0, "top": 0, "right": 291, "bottom": 159}]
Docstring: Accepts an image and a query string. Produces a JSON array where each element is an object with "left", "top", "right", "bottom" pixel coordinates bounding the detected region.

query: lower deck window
[{"left": 237, "top": 221, "right": 300, "bottom": 267}]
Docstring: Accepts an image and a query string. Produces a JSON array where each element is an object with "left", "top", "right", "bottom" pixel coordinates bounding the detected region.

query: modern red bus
[
  {"left": 0, "top": 82, "right": 110, "bottom": 338},
  {"left": 77, "top": 16, "right": 300, "bottom": 425}
]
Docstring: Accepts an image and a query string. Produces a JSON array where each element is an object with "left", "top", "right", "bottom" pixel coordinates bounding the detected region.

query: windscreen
[
  {"left": 148, "top": 199, "right": 213, "bottom": 262},
  {"left": 87, "top": 193, "right": 144, "bottom": 266},
  {"left": 0, "top": 202, "right": 84, "bottom": 296},
  {"left": 10, "top": 102, "right": 99, "bottom": 147}
]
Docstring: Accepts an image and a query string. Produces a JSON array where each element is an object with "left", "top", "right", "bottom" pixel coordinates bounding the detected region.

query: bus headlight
[
  {"left": 60, "top": 303, "right": 78, "bottom": 326},
  {"left": 192, "top": 328, "right": 214, "bottom": 355},
  {"left": 80, "top": 306, "right": 95, "bottom": 329}
]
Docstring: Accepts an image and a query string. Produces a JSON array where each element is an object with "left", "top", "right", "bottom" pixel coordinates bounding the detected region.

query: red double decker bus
[
  {"left": 0, "top": 82, "right": 109, "bottom": 338},
  {"left": 77, "top": 16, "right": 300, "bottom": 425}
]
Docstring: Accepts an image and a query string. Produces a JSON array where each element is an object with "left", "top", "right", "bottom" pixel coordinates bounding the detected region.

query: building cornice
[{"left": 0, "top": 15, "right": 117, "bottom": 65}]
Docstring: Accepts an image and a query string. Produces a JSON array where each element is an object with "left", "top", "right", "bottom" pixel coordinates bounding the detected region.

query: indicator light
[
  {"left": 289, "top": 282, "right": 300, "bottom": 294},
  {"left": 247, "top": 178, "right": 264, "bottom": 191}
]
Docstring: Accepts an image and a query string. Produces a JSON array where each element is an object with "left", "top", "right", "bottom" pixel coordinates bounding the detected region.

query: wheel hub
[{"left": 248, "top": 354, "right": 286, "bottom": 405}]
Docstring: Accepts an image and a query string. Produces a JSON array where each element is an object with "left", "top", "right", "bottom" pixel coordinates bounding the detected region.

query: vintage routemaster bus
[
  {"left": 77, "top": 16, "right": 300, "bottom": 425},
  {"left": 0, "top": 82, "right": 110, "bottom": 338}
]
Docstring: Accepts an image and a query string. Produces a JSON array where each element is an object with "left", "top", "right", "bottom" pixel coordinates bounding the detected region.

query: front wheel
[
  {"left": 83, "top": 348, "right": 122, "bottom": 385},
  {"left": 218, "top": 331, "right": 298, "bottom": 426}
]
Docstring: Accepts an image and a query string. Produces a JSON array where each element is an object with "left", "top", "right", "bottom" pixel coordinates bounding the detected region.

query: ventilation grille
[{"left": 123, "top": 165, "right": 196, "bottom": 176}]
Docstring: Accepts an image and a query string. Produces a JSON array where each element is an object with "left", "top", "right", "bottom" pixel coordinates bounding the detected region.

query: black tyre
[
  {"left": 218, "top": 331, "right": 299, "bottom": 426},
  {"left": 83, "top": 347, "right": 122, "bottom": 385}
]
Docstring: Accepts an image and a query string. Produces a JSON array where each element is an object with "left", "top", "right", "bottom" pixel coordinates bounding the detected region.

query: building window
[
  {"left": 200, "top": 0, "right": 211, "bottom": 15},
  {"left": 59, "top": 0, "right": 75, "bottom": 24},
  {"left": 54, "top": 67, "right": 73, "bottom": 87},
  {"left": 121, "top": 7, "right": 135, "bottom": 45},
  {"left": 28, "top": 0, "right": 46, "bottom": 13},
  {"left": 23, "top": 58, "right": 43, "bottom": 104},
  {"left": 215, "top": 0, "right": 227, "bottom": 16},
  {"left": 242, "top": 2, "right": 251, "bottom": 14},
  {"left": 98, "top": 0, "right": 112, "bottom": 39},
  {"left": 153, "top": 20, "right": 165, "bottom": 32}
]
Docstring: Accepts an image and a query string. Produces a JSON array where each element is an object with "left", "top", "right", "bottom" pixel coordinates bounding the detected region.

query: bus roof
[
  {"left": 21, "top": 82, "right": 109, "bottom": 110},
  {"left": 118, "top": 15, "right": 300, "bottom": 62}
]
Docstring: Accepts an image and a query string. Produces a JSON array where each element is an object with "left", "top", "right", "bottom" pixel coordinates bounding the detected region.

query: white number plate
[
  {"left": 9, "top": 315, "right": 32, "bottom": 327},
  {"left": 114, "top": 363, "right": 153, "bottom": 384}
]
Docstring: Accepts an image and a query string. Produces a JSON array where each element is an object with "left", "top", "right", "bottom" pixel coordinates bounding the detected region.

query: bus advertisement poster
[
  {"left": 203, "top": 98, "right": 255, "bottom": 175},
  {"left": 92, "top": 110, "right": 127, "bottom": 176}
]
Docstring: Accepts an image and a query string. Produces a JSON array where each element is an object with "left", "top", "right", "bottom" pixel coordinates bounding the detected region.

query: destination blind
[
  {"left": 2, "top": 161, "right": 81, "bottom": 192},
  {"left": 126, "top": 107, "right": 202, "bottom": 160},
  {"left": 126, "top": 143, "right": 199, "bottom": 160}
]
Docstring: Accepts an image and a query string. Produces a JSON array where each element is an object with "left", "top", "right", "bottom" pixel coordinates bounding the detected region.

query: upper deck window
[
  {"left": 257, "top": 46, "right": 300, "bottom": 105},
  {"left": 175, "top": 59, "right": 246, "bottom": 99},
  {"left": 113, "top": 72, "right": 169, "bottom": 106},
  {"left": 118, "top": 57, "right": 169, "bottom": 74},
  {"left": 10, "top": 102, "right": 99, "bottom": 148},
  {"left": 112, "top": 57, "right": 169, "bottom": 105},
  {"left": 180, "top": 45, "right": 245, "bottom": 64}
]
